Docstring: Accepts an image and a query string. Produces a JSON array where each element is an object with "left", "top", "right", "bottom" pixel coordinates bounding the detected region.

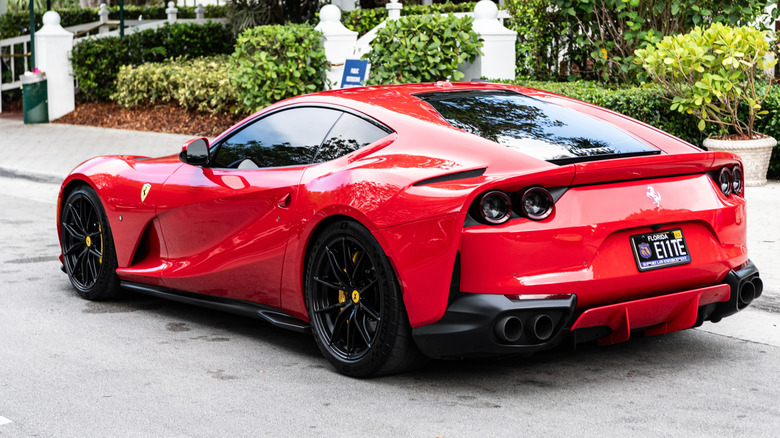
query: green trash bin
[{"left": 21, "top": 72, "right": 49, "bottom": 124}]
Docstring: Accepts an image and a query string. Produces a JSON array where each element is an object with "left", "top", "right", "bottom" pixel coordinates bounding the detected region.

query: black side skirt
[{"left": 120, "top": 281, "right": 311, "bottom": 334}]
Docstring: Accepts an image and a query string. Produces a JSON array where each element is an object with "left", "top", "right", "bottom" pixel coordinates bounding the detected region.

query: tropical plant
[
  {"left": 635, "top": 23, "right": 776, "bottom": 138},
  {"left": 363, "top": 14, "right": 483, "bottom": 85}
]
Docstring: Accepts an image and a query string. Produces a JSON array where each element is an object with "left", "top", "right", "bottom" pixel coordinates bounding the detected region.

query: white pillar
[
  {"left": 98, "top": 4, "right": 110, "bottom": 33},
  {"left": 386, "top": 0, "right": 402, "bottom": 20},
  {"left": 458, "top": 0, "right": 517, "bottom": 81},
  {"left": 315, "top": 5, "right": 358, "bottom": 89},
  {"left": 166, "top": 1, "right": 178, "bottom": 23},
  {"left": 195, "top": 4, "right": 205, "bottom": 20},
  {"left": 35, "top": 11, "right": 75, "bottom": 121}
]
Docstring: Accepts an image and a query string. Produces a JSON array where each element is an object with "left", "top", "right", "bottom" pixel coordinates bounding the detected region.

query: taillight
[
  {"left": 718, "top": 167, "right": 732, "bottom": 196},
  {"left": 479, "top": 191, "right": 512, "bottom": 225},
  {"left": 518, "top": 187, "right": 554, "bottom": 220},
  {"left": 731, "top": 166, "right": 743, "bottom": 195}
]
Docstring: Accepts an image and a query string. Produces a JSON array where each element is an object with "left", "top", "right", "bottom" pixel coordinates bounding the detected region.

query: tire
[
  {"left": 305, "top": 220, "right": 427, "bottom": 377},
  {"left": 60, "top": 185, "right": 122, "bottom": 300}
]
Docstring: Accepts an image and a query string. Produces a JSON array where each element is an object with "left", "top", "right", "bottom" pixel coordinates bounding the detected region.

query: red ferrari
[{"left": 58, "top": 82, "right": 762, "bottom": 377}]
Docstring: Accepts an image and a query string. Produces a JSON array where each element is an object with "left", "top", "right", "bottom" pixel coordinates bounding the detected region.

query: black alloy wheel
[
  {"left": 305, "top": 220, "right": 426, "bottom": 377},
  {"left": 60, "top": 186, "right": 121, "bottom": 300}
]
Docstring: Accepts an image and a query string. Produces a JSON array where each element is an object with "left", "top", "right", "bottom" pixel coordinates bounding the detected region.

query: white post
[
  {"left": 195, "top": 3, "right": 205, "bottom": 20},
  {"left": 35, "top": 11, "right": 75, "bottom": 121},
  {"left": 331, "top": 0, "right": 357, "bottom": 12},
  {"left": 386, "top": 0, "right": 402, "bottom": 21},
  {"left": 98, "top": 4, "right": 110, "bottom": 33},
  {"left": 315, "top": 5, "right": 358, "bottom": 89},
  {"left": 458, "top": 0, "right": 517, "bottom": 81},
  {"left": 166, "top": 1, "right": 178, "bottom": 23}
]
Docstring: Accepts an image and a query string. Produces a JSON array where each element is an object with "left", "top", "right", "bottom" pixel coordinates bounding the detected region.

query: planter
[{"left": 702, "top": 136, "right": 777, "bottom": 187}]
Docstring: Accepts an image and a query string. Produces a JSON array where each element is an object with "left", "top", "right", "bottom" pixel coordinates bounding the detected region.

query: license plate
[{"left": 630, "top": 228, "right": 691, "bottom": 272}]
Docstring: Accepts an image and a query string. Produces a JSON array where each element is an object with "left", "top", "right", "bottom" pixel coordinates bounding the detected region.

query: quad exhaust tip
[
  {"left": 494, "top": 315, "right": 523, "bottom": 343},
  {"left": 527, "top": 314, "right": 554, "bottom": 342},
  {"left": 738, "top": 277, "right": 764, "bottom": 310}
]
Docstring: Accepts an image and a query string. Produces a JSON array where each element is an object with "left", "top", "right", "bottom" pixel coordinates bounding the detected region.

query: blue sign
[{"left": 340, "top": 59, "right": 370, "bottom": 88}]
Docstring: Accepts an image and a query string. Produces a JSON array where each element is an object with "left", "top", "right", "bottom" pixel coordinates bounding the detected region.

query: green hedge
[
  {"left": 364, "top": 13, "right": 482, "bottom": 84},
  {"left": 71, "top": 21, "right": 234, "bottom": 101},
  {"left": 0, "top": 5, "right": 228, "bottom": 40},
  {"left": 507, "top": 80, "right": 780, "bottom": 179},
  {"left": 112, "top": 55, "right": 240, "bottom": 115},
  {"left": 228, "top": 24, "right": 328, "bottom": 113},
  {"left": 341, "top": 2, "right": 477, "bottom": 37}
]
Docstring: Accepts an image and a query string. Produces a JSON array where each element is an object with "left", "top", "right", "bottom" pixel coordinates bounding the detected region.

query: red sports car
[{"left": 58, "top": 82, "right": 762, "bottom": 377}]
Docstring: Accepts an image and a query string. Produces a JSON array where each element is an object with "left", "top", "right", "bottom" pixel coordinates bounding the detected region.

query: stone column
[
  {"left": 195, "top": 4, "right": 205, "bottom": 20},
  {"left": 315, "top": 5, "right": 358, "bottom": 89},
  {"left": 458, "top": 0, "right": 517, "bottom": 81},
  {"left": 35, "top": 11, "right": 75, "bottom": 121}
]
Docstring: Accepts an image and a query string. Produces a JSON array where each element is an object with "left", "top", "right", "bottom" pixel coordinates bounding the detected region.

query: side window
[
  {"left": 213, "top": 107, "right": 341, "bottom": 168},
  {"left": 314, "top": 113, "right": 390, "bottom": 163}
]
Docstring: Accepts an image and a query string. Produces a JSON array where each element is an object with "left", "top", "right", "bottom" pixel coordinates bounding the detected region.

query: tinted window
[
  {"left": 417, "top": 90, "right": 659, "bottom": 164},
  {"left": 314, "top": 113, "right": 390, "bottom": 163},
  {"left": 213, "top": 107, "right": 341, "bottom": 168}
]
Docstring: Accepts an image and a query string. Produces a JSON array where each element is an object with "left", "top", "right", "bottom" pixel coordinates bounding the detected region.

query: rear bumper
[{"left": 412, "top": 261, "right": 761, "bottom": 359}]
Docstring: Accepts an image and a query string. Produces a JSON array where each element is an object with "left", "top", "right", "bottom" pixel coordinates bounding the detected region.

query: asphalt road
[{"left": 1, "top": 177, "right": 779, "bottom": 437}]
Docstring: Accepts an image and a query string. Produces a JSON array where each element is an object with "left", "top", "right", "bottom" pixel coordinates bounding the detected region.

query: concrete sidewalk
[
  {"left": 1, "top": 117, "right": 777, "bottom": 302},
  {"left": 1, "top": 118, "right": 192, "bottom": 183}
]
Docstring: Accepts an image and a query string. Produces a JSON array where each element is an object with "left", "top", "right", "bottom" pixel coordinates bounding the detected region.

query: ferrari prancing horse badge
[{"left": 141, "top": 183, "right": 151, "bottom": 202}]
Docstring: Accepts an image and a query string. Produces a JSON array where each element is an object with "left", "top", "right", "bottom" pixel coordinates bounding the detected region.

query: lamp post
[{"left": 28, "top": 0, "right": 35, "bottom": 69}]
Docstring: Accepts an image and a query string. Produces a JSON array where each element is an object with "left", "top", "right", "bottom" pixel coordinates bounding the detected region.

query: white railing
[
  {"left": 1, "top": 35, "right": 33, "bottom": 92},
  {"left": 0, "top": 3, "right": 222, "bottom": 97}
]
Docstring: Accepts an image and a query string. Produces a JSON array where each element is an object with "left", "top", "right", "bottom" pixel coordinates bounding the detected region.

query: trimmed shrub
[
  {"left": 341, "top": 2, "right": 477, "bottom": 37},
  {"left": 363, "top": 14, "right": 482, "bottom": 85},
  {"left": 71, "top": 21, "right": 235, "bottom": 101},
  {"left": 0, "top": 5, "right": 228, "bottom": 39},
  {"left": 112, "top": 55, "right": 240, "bottom": 115},
  {"left": 228, "top": 24, "right": 328, "bottom": 113}
]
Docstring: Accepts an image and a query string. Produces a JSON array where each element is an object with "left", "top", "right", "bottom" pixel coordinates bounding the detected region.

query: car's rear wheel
[
  {"left": 60, "top": 185, "right": 122, "bottom": 300},
  {"left": 305, "top": 220, "right": 426, "bottom": 377}
]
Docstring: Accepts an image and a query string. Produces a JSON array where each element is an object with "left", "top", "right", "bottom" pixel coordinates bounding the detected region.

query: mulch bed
[
  {"left": 53, "top": 101, "right": 246, "bottom": 137},
  {"left": 2, "top": 98, "right": 245, "bottom": 137}
]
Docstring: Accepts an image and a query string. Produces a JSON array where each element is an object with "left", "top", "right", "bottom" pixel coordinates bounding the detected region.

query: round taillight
[
  {"left": 718, "top": 167, "right": 732, "bottom": 196},
  {"left": 520, "top": 187, "right": 554, "bottom": 220},
  {"left": 479, "top": 191, "right": 512, "bottom": 224},
  {"left": 731, "top": 166, "right": 743, "bottom": 195}
]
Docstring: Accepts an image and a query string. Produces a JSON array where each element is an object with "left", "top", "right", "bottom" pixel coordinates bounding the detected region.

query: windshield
[{"left": 416, "top": 90, "right": 660, "bottom": 164}]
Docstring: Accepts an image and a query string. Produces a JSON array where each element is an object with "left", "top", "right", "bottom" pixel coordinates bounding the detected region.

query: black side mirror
[{"left": 180, "top": 138, "right": 210, "bottom": 166}]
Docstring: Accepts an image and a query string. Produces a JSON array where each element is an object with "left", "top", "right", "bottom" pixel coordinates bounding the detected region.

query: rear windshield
[{"left": 416, "top": 90, "right": 660, "bottom": 164}]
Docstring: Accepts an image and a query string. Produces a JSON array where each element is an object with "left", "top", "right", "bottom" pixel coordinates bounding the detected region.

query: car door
[{"left": 154, "top": 106, "right": 342, "bottom": 306}]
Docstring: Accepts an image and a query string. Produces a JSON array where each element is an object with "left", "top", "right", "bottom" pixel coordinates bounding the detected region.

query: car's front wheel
[
  {"left": 60, "top": 185, "right": 122, "bottom": 300},
  {"left": 305, "top": 220, "right": 426, "bottom": 377}
]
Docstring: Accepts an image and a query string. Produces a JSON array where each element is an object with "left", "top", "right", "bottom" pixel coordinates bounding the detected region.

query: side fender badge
[{"left": 141, "top": 183, "right": 152, "bottom": 202}]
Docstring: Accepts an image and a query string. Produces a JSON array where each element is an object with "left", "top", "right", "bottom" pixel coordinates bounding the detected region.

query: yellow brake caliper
[{"left": 337, "top": 251, "right": 363, "bottom": 321}]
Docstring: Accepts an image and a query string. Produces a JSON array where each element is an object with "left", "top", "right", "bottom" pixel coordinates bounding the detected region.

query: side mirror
[{"left": 180, "top": 138, "right": 210, "bottom": 166}]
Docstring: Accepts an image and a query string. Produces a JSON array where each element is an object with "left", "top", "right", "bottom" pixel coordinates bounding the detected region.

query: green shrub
[
  {"left": 501, "top": 79, "right": 780, "bottom": 176},
  {"left": 505, "top": 0, "right": 582, "bottom": 81},
  {"left": 341, "top": 2, "right": 476, "bottom": 37},
  {"left": 112, "top": 55, "right": 240, "bottom": 115},
  {"left": 228, "top": 24, "right": 328, "bottom": 113},
  {"left": 635, "top": 23, "right": 776, "bottom": 138},
  {"left": 363, "top": 14, "right": 483, "bottom": 85},
  {"left": 0, "top": 8, "right": 96, "bottom": 39},
  {"left": 71, "top": 21, "right": 235, "bottom": 101},
  {"left": 0, "top": 6, "right": 228, "bottom": 40},
  {"left": 551, "top": 0, "right": 778, "bottom": 84}
]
